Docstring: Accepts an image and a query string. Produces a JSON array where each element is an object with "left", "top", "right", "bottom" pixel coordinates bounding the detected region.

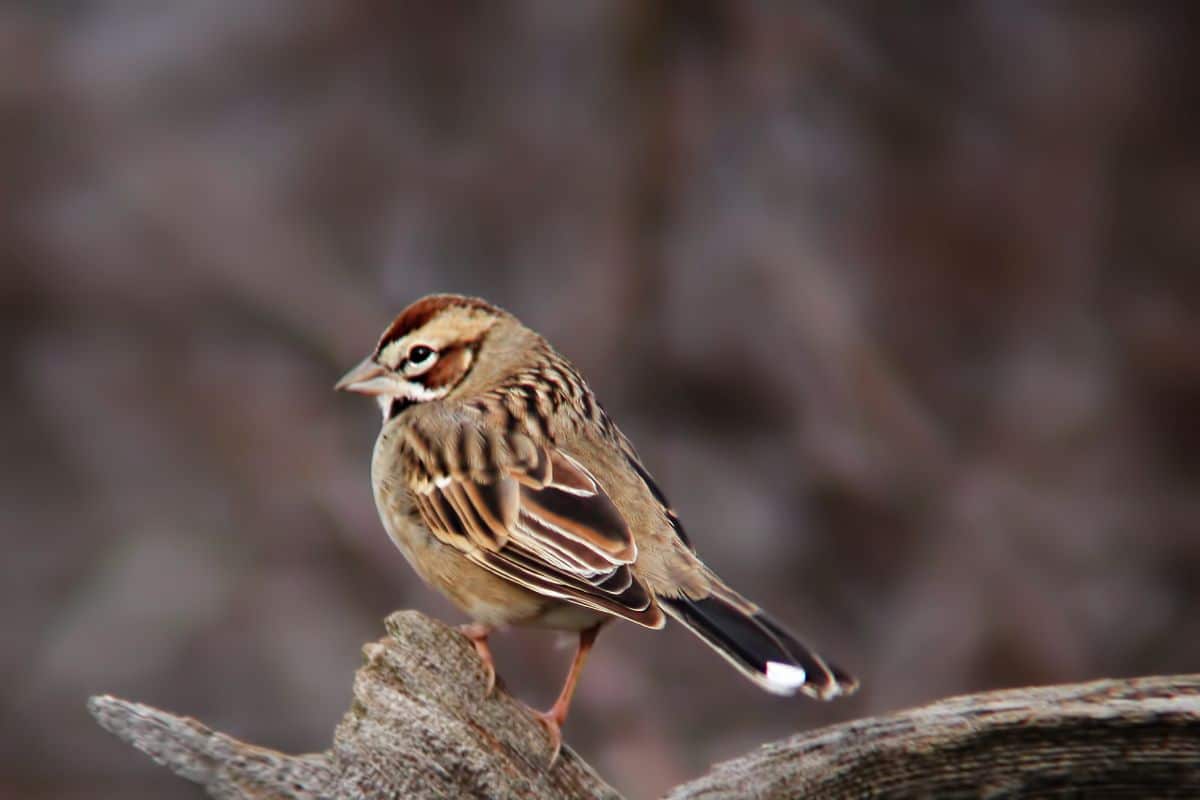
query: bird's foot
[
  {"left": 532, "top": 706, "right": 565, "bottom": 767},
  {"left": 458, "top": 623, "right": 496, "bottom": 696}
]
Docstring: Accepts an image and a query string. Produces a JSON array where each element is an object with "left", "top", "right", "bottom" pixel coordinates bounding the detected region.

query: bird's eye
[{"left": 407, "top": 345, "right": 436, "bottom": 366}]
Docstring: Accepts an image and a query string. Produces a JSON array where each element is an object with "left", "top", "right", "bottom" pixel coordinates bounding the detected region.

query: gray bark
[
  {"left": 90, "top": 611, "right": 620, "bottom": 800},
  {"left": 667, "top": 674, "right": 1200, "bottom": 799},
  {"left": 89, "top": 611, "right": 1200, "bottom": 799}
]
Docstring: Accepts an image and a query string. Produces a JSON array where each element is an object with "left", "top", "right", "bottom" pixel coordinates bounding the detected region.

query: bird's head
[{"left": 336, "top": 294, "right": 506, "bottom": 420}]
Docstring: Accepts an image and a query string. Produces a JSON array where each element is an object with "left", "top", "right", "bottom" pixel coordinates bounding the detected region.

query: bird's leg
[
  {"left": 534, "top": 623, "right": 601, "bottom": 765},
  {"left": 458, "top": 622, "right": 496, "bottom": 696}
]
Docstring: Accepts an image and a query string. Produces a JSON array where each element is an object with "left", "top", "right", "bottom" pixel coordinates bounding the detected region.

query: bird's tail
[{"left": 660, "top": 585, "right": 857, "bottom": 699}]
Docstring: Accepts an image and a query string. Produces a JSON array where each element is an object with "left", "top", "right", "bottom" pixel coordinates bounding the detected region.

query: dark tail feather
[
  {"left": 755, "top": 611, "right": 859, "bottom": 696},
  {"left": 661, "top": 594, "right": 857, "bottom": 699}
]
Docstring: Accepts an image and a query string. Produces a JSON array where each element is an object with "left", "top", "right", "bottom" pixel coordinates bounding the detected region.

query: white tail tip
[{"left": 765, "top": 661, "right": 807, "bottom": 692}]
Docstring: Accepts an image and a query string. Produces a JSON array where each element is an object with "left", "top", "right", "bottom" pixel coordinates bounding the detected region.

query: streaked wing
[{"left": 407, "top": 427, "right": 664, "bottom": 629}]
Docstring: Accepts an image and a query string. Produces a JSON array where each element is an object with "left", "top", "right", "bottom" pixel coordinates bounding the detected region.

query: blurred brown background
[{"left": 3, "top": 2, "right": 1199, "bottom": 798}]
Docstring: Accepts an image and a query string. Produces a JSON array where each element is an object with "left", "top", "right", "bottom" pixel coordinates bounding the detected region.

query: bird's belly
[{"left": 529, "top": 602, "right": 608, "bottom": 632}]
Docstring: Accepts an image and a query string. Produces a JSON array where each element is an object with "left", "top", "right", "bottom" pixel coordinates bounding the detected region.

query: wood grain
[{"left": 90, "top": 611, "right": 1200, "bottom": 799}]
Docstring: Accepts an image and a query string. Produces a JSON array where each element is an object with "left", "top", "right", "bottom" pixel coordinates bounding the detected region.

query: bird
[{"left": 336, "top": 294, "right": 856, "bottom": 760}]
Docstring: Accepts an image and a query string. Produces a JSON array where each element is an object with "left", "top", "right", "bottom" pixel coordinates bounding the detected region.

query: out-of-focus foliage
[{"left": 2, "top": 3, "right": 1198, "bottom": 798}]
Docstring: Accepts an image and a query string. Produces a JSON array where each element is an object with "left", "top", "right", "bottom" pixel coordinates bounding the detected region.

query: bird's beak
[{"left": 335, "top": 356, "right": 397, "bottom": 396}]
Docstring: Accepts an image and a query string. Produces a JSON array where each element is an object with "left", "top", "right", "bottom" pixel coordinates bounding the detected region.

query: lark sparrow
[{"left": 337, "top": 294, "right": 856, "bottom": 759}]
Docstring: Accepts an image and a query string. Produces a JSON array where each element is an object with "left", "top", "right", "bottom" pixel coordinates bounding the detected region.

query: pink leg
[
  {"left": 534, "top": 624, "right": 601, "bottom": 765},
  {"left": 459, "top": 623, "right": 496, "bottom": 696}
]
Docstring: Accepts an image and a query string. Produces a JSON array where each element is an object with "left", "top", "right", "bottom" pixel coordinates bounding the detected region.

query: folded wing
[{"left": 408, "top": 428, "right": 664, "bottom": 629}]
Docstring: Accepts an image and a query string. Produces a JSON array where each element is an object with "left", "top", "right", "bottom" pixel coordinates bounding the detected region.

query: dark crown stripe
[{"left": 375, "top": 294, "right": 499, "bottom": 355}]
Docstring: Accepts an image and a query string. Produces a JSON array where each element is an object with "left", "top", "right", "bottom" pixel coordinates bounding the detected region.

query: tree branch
[
  {"left": 90, "top": 611, "right": 623, "bottom": 800},
  {"left": 667, "top": 674, "right": 1200, "bottom": 799},
  {"left": 89, "top": 611, "right": 1200, "bottom": 799}
]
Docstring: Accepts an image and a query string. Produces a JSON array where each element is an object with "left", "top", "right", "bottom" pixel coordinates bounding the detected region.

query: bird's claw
[
  {"left": 532, "top": 708, "right": 564, "bottom": 766},
  {"left": 458, "top": 624, "right": 497, "bottom": 697}
]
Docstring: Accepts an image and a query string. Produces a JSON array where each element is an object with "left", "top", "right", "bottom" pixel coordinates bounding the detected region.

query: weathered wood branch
[
  {"left": 90, "top": 611, "right": 621, "bottom": 800},
  {"left": 667, "top": 674, "right": 1200, "bottom": 799},
  {"left": 89, "top": 610, "right": 1200, "bottom": 799}
]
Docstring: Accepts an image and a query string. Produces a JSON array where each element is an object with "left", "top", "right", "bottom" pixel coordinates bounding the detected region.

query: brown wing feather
[
  {"left": 475, "top": 549, "right": 661, "bottom": 626},
  {"left": 408, "top": 426, "right": 664, "bottom": 629}
]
